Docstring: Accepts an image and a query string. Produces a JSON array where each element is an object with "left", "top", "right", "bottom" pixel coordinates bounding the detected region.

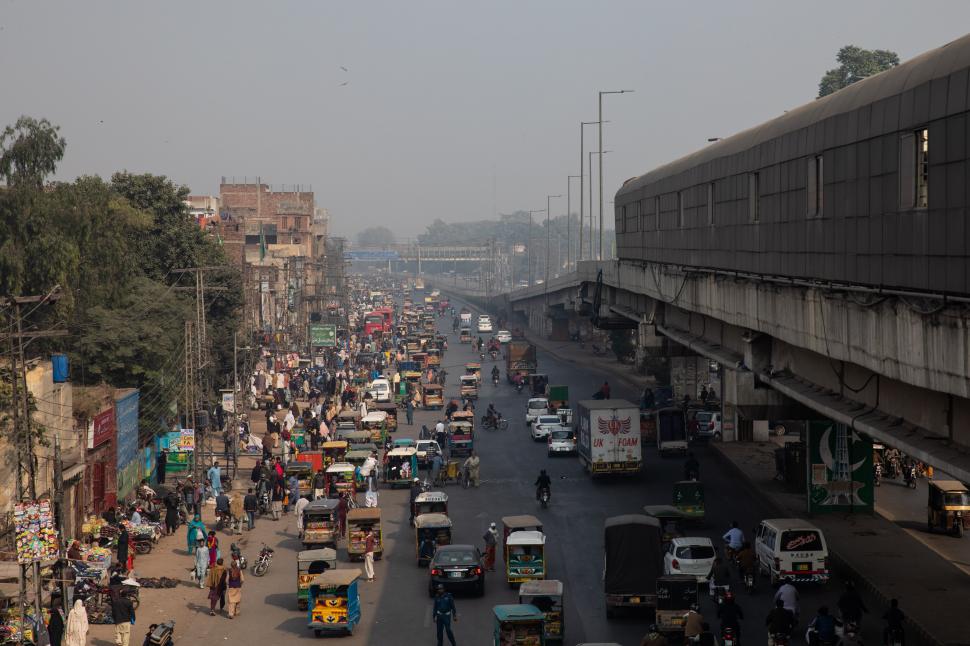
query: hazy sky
[{"left": 3, "top": 1, "right": 970, "bottom": 240}]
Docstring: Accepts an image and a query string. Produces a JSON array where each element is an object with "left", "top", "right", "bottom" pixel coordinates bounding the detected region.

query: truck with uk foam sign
[{"left": 576, "top": 399, "right": 642, "bottom": 477}]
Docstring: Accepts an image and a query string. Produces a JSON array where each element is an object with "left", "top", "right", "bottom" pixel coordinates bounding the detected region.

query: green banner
[
  {"left": 806, "top": 421, "right": 873, "bottom": 514},
  {"left": 309, "top": 323, "right": 336, "bottom": 347}
]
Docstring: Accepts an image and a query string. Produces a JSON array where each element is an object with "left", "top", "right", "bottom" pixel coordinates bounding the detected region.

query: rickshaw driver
[
  {"left": 535, "top": 469, "right": 552, "bottom": 501},
  {"left": 491, "top": 365, "right": 500, "bottom": 382}
]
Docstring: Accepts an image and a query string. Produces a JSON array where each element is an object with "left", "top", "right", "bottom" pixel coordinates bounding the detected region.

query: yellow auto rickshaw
[
  {"left": 422, "top": 383, "right": 444, "bottom": 409},
  {"left": 415, "top": 513, "right": 453, "bottom": 566},
  {"left": 928, "top": 480, "right": 970, "bottom": 537},
  {"left": 464, "top": 362, "right": 482, "bottom": 383},
  {"left": 321, "top": 441, "right": 348, "bottom": 468},
  {"left": 297, "top": 548, "right": 337, "bottom": 610}
]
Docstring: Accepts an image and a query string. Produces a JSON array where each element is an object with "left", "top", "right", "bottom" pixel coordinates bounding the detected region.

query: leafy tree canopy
[
  {"left": 0, "top": 116, "right": 66, "bottom": 189},
  {"left": 356, "top": 226, "right": 396, "bottom": 247},
  {"left": 818, "top": 45, "right": 899, "bottom": 98}
]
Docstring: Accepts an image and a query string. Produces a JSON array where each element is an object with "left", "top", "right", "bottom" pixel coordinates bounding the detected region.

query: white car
[
  {"left": 477, "top": 316, "right": 493, "bottom": 333},
  {"left": 495, "top": 330, "right": 512, "bottom": 343},
  {"left": 663, "top": 537, "right": 717, "bottom": 581},
  {"left": 694, "top": 411, "right": 722, "bottom": 441},
  {"left": 531, "top": 415, "right": 562, "bottom": 441},
  {"left": 525, "top": 398, "right": 549, "bottom": 426},
  {"left": 547, "top": 428, "right": 577, "bottom": 455},
  {"left": 367, "top": 378, "right": 391, "bottom": 402},
  {"left": 415, "top": 439, "right": 442, "bottom": 467}
]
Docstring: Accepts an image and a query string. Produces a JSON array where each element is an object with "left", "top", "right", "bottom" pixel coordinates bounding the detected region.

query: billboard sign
[
  {"left": 221, "top": 390, "right": 235, "bottom": 414},
  {"left": 91, "top": 407, "right": 115, "bottom": 449},
  {"left": 309, "top": 323, "right": 337, "bottom": 347},
  {"left": 806, "top": 421, "right": 873, "bottom": 514},
  {"left": 115, "top": 390, "right": 140, "bottom": 498}
]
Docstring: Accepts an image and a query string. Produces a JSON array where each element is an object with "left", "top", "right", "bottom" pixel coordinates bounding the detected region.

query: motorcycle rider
[
  {"left": 806, "top": 606, "right": 840, "bottom": 646},
  {"left": 774, "top": 577, "right": 800, "bottom": 621},
  {"left": 736, "top": 541, "right": 756, "bottom": 584},
  {"left": 882, "top": 599, "right": 905, "bottom": 645},
  {"left": 534, "top": 469, "right": 552, "bottom": 502},
  {"left": 491, "top": 365, "right": 500, "bottom": 383},
  {"left": 485, "top": 403, "right": 500, "bottom": 428},
  {"left": 716, "top": 592, "right": 744, "bottom": 642},
  {"left": 766, "top": 599, "right": 797, "bottom": 645},
  {"left": 708, "top": 557, "right": 731, "bottom": 599},
  {"left": 722, "top": 521, "right": 744, "bottom": 560},
  {"left": 684, "top": 452, "right": 700, "bottom": 481},
  {"left": 837, "top": 580, "right": 868, "bottom": 626},
  {"left": 683, "top": 605, "right": 704, "bottom": 642},
  {"left": 640, "top": 624, "right": 669, "bottom": 646}
]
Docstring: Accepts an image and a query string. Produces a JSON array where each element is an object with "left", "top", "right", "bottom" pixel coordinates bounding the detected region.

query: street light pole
[
  {"left": 527, "top": 209, "right": 546, "bottom": 287},
  {"left": 546, "top": 194, "right": 562, "bottom": 285},
  {"left": 580, "top": 120, "right": 603, "bottom": 264},
  {"left": 589, "top": 150, "right": 611, "bottom": 262},
  {"left": 598, "top": 90, "right": 633, "bottom": 260},
  {"left": 567, "top": 176, "right": 580, "bottom": 270}
]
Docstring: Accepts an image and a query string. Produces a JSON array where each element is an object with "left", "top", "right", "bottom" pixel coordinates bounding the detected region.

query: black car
[{"left": 427, "top": 545, "right": 485, "bottom": 597}]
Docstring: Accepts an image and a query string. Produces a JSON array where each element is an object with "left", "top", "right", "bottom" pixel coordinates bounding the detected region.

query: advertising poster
[
  {"left": 115, "top": 390, "right": 140, "bottom": 499},
  {"left": 309, "top": 323, "right": 337, "bottom": 347},
  {"left": 806, "top": 421, "right": 873, "bottom": 514},
  {"left": 221, "top": 391, "right": 235, "bottom": 414},
  {"left": 14, "top": 500, "right": 58, "bottom": 564},
  {"left": 91, "top": 407, "right": 115, "bottom": 449}
]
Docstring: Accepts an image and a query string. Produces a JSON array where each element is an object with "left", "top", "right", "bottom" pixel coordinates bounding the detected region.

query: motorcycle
[
  {"left": 252, "top": 544, "right": 274, "bottom": 576},
  {"left": 721, "top": 626, "right": 738, "bottom": 646},
  {"left": 770, "top": 632, "right": 790, "bottom": 646},
  {"left": 230, "top": 543, "right": 247, "bottom": 570},
  {"left": 479, "top": 352, "right": 486, "bottom": 361},
  {"left": 874, "top": 462, "right": 883, "bottom": 487},
  {"left": 538, "top": 486, "right": 551, "bottom": 509},
  {"left": 515, "top": 381, "right": 524, "bottom": 394},
  {"left": 492, "top": 374, "right": 500, "bottom": 386},
  {"left": 489, "top": 349, "right": 498, "bottom": 361},
  {"left": 711, "top": 584, "right": 730, "bottom": 606},
  {"left": 131, "top": 535, "right": 153, "bottom": 555},
  {"left": 904, "top": 466, "right": 918, "bottom": 489},
  {"left": 742, "top": 570, "right": 755, "bottom": 594},
  {"left": 481, "top": 414, "right": 509, "bottom": 430},
  {"left": 144, "top": 620, "right": 175, "bottom": 646}
]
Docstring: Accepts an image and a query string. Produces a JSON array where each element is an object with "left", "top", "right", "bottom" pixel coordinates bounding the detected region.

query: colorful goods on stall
[{"left": 14, "top": 501, "right": 57, "bottom": 564}]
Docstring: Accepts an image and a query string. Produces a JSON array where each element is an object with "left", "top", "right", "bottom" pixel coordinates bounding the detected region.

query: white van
[{"left": 754, "top": 519, "right": 829, "bottom": 584}]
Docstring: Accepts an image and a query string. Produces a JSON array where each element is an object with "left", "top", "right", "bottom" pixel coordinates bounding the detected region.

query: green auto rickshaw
[
  {"left": 493, "top": 604, "right": 545, "bottom": 646},
  {"left": 672, "top": 480, "right": 705, "bottom": 522}
]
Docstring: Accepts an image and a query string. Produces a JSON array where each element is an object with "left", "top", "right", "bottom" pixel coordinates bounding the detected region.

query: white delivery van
[{"left": 754, "top": 519, "right": 829, "bottom": 584}]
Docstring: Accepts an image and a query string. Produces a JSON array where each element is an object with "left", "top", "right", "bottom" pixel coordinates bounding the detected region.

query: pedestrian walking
[
  {"left": 432, "top": 585, "right": 458, "bottom": 646},
  {"left": 205, "top": 557, "right": 227, "bottom": 616},
  {"left": 337, "top": 494, "right": 348, "bottom": 537},
  {"left": 206, "top": 531, "right": 219, "bottom": 567},
  {"left": 430, "top": 452, "right": 443, "bottom": 486},
  {"left": 156, "top": 449, "right": 167, "bottom": 485},
  {"left": 287, "top": 475, "right": 299, "bottom": 514},
  {"left": 364, "top": 528, "right": 376, "bottom": 582},
  {"left": 229, "top": 492, "right": 244, "bottom": 535},
  {"left": 483, "top": 522, "right": 498, "bottom": 571},
  {"left": 116, "top": 525, "right": 130, "bottom": 574},
  {"left": 243, "top": 488, "right": 257, "bottom": 530},
  {"left": 207, "top": 462, "right": 223, "bottom": 498},
  {"left": 193, "top": 538, "right": 208, "bottom": 588},
  {"left": 63, "top": 599, "right": 88, "bottom": 646},
  {"left": 406, "top": 399, "right": 414, "bottom": 425},
  {"left": 163, "top": 491, "right": 179, "bottom": 536},
  {"left": 47, "top": 596, "right": 65, "bottom": 646},
  {"left": 109, "top": 588, "right": 135, "bottom": 646},
  {"left": 186, "top": 514, "right": 206, "bottom": 554},
  {"left": 226, "top": 561, "right": 244, "bottom": 619},
  {"left": 294, "top": 494, "right": 310, "bottom": 537},
  {"left": 271, "top": 478, "right": 284, "bottom": 521}
]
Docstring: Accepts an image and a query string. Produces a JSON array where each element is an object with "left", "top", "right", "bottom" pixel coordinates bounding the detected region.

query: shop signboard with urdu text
[
  {"left": 806, "top": 420, "right": 873, "bottom": 514},
  {"left": 91, "top": 407, "right": 115, "bottom": 449},
  {"left": 114, "top": 389, "right": 141, "bottom": 499},
  {"left": 310, "top": 323, "right": 336, "bottom": 347}
]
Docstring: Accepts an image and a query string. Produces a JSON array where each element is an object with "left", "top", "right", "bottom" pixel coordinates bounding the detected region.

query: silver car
[{"left": 547, "top": 428, "right": 577, "bottom": 456}]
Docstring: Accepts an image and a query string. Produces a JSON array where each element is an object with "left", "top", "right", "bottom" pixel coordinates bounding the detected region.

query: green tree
[
  {"left": 356, "top": 226, "right": 396, "bottom": 247},
  {"left": 0, "top": 116, "right": 66, "bottom": 189},
  {"left": 818, "top": 46, "right": 899, "bottom": 98}
]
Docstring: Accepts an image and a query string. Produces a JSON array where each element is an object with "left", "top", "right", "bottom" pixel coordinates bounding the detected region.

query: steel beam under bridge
[{"left": 350, "top": 244, "right": 494, "bottom": 262}]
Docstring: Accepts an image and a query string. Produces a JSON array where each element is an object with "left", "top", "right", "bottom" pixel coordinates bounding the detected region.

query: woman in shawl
[
  {"left": 47, "top": 598, "right": 65, "bottom": 646},
  {"left": 204, "top": 557, "right": 227, "bottom": 616},
  {"left": 193, "top": 538, "right": 208, "bottom": 588},
  {"left": 186, "top": 514, "right": 206, "bottom": 554},
  {"left": 63, "top": 599, "right": 88, "bottom": 646},
  {"left": 116, "top": 525, "right": 130, "bottom": 573},
  {"left": 225, "top": 560, "right": 244, "bottom": 618},
  {"left": 206, "top": 530, "right": 219, "bottom": 567}
]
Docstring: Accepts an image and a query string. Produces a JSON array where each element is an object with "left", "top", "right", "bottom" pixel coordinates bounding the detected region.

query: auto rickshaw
[
  {"left": 415, "top": 513, "right": 453, "bottom": 566},
  {"left": 392, "top": 437, "right": 417, "bottom": 449},
  {"left": 452, "top": 409, "right": 475, "bottom": 427},
  {"left": 411, "top": 351, "right": 428, "bottom": 368},
  {"left": 302, "top": 499, "right": 340, "bottom": 548},
  {"left": 493, "top": 604, "right": 545, "bottom": 646},
  {"left": 341, "top": 430, "right": 377, "bottom": 450},
  {"left": 413, "top": 491, "right": 448, "bottom": 520},
  {"left": 383, "top": 447, "right": 418, "bottom": 487},
  {"left": 422, "top": 383, "right": 444, "bottom": 409},
  {"left": 395, "top": 323, "right": 408, "bottom": 337},
  {"left": 655, "top": 575, "right": 698, "bottom": 636},
  {"left": 406, "top": 337, "right": 421, "bottom": 353},
  {"left": 297, "top": 548, "right": 337, "bottom": 609},
  {"left": 344, "top": 449, "right": 371, "bottom": 483},
  {"left": 373, "top": 402, "right": 398, "bottom": 432},
  {"left": 307, "top": 570, "right": 361, "bottom": 637},
  {"left": 360, "top": 411, "right": 388, "bottom": 444},
  {"left": 464, "top": 362, "right": 482, "bottom": 383},
  {"left": 518, "top": 580, "right": 564, "bottom": 642},
  {"left": 927, "top": 480, "right": 970, "bottom": 537},
  {"left": 672, "top": 480, "right": 705, "bottom": 522},
  {"left": 506, "top": 531, "right": 546, "bottom": 586},
  {"left": 321, "top": 441, "right": 348, "bottom": 468},
  {"left": 459, "top": 329, "right": 472, "bottom": 344},
  {"left": 448, "top": 420, "right": 474, "bottom": 457},
  {"left": 501, "top": 515, "right": 543, "bottom": 555},
  {"left": 459, "top": 375, "right": 479, "bottom": 400},
  {"left": 346, "top": 508, "right": 383, "bottom": 560},
  {"left": 335, "top": 410, "right": 361, "bottom": 433},
  {"left": 325, "top": 462, "right": 357, "bottom": 499},
  {"left": 642, "top": 505, "right": 688, "bottom": 543},
  {"left": 285, "top": 461, "right": 314, "bottom": 500},
  {"left": 426, "top": 348, "right": 441, "bottom": 367}
]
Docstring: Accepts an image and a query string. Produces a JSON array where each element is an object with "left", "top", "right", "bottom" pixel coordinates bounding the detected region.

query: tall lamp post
[
  {"left": 545, "top": 194, "right": 562, "bottom": 285},
  {"left": 589, "top": 150, "right": 611, "bottom": 261},
  {"left": 567, "top": 175, "right": 581, "bottom": 271},
  {"left": 527, "top": 208, "right": 546, "bottom": 287},
  {"left": 580, "top": 120, "right": 605, "bottom": 263},
  {"left": 598, "top": 90, "right": 633, "bottom": 260}
]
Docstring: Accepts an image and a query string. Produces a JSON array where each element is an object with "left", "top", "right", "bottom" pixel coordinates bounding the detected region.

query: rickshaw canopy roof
[
  {"left": 414, "top": 513, "right": 452, "bottom": 528},
  {"left": 298, "top": 548, "right": 337, "bottom": 562},
  {"left": 388, "top": 447, "right": 417, "bottom": 457},
  {"left": 502, "top": 515, "right": 542, "bottom": 531},
  {"left": 392, "top": 438, "right": 417, "bottom": 447},
  {"left": 415, "top": 491, "right": 448, "bottom": 504},
  {"left": 449, "top": 421, "right": 472, "bottom": 430},
  {"left": 341, "top": 431, "right": 371, "bottom": 440},
  {"left": 930, "top": 480, "right": 968, "bottom": 492},
  {"left": 310, "top": 570, "right": 360, "bottom": 588},
  {"left": 518, "top": 579, "right": 563, "bottom": 596},
  {"left": 507, "top": 530, "right": 546, "bottom": 546},
  {"left": 305, "top": 498, "right": 340, "bottom": 512},
  {"left": 284, "top": 461, "right": 313, "bottom": 473},
  {"left": 464, "top": 362, "right": 481, "bottom": 369},
  {"left": 605, "top": 514, "right": 661, "bottom": 529},
  {"left": 337, "top": 411, "right": 361, "bottom": 419},
  {"left": 362, "top": 411, "right": 388, "bottom": 423},
  {"left": 423, "top": 383, "right": 443, "bottom": 391},
  {"left": 325, "top": 462, "right": 356, "bottom": 473},
  {"left": 321, "top": 441, "right": 348, "bottom": 449},
  {"left": 345, "top": 449, "right": 372, "bottom": 460},
  {"left": 347, "top": 507, "right": 381, "bottom": 520},
  {"left": 493, "top": 604, "right": 544, "bottom": 622},
  {"left": 642, "top": 505, "right": 688, "bottom": 519},
  {"left": 459, "top": 375, "right": 477, "bottom": 384},
  {"left": 451, "top": 411, "right": 473, "bottom": 420}
]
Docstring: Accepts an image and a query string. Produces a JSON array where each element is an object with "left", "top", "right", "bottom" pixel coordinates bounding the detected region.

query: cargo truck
[
  {"left": 656, "top": 407, "right": 688, "bottom": 456},
  {"left": 505, "top": 341, "right": 537, "bottom": 383},
  {"left": 604, "top": 514, "right": 663, "bottom": 617},
  {"left": 576, "top": 399, "right": 642, "bottom": 476}
]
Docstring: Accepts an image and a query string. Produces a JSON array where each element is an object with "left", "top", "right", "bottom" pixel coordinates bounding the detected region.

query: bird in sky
[
  {"left": 339, "top": 81, "right": 349, "bottom": 87},
  {"left": 340, "top": 66, "right": 348, "bottom": 72}
]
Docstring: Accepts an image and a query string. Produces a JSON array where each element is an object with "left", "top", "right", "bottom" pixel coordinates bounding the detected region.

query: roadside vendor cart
[
  {"left": 493, "top": 604, "right": 545, "bottom": 646},
  {"left": 518, "top": 580, "right": 564, "bottom": 642},
  {"left": 302, "top": 499, "right": 340, "bottom": 548}
]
